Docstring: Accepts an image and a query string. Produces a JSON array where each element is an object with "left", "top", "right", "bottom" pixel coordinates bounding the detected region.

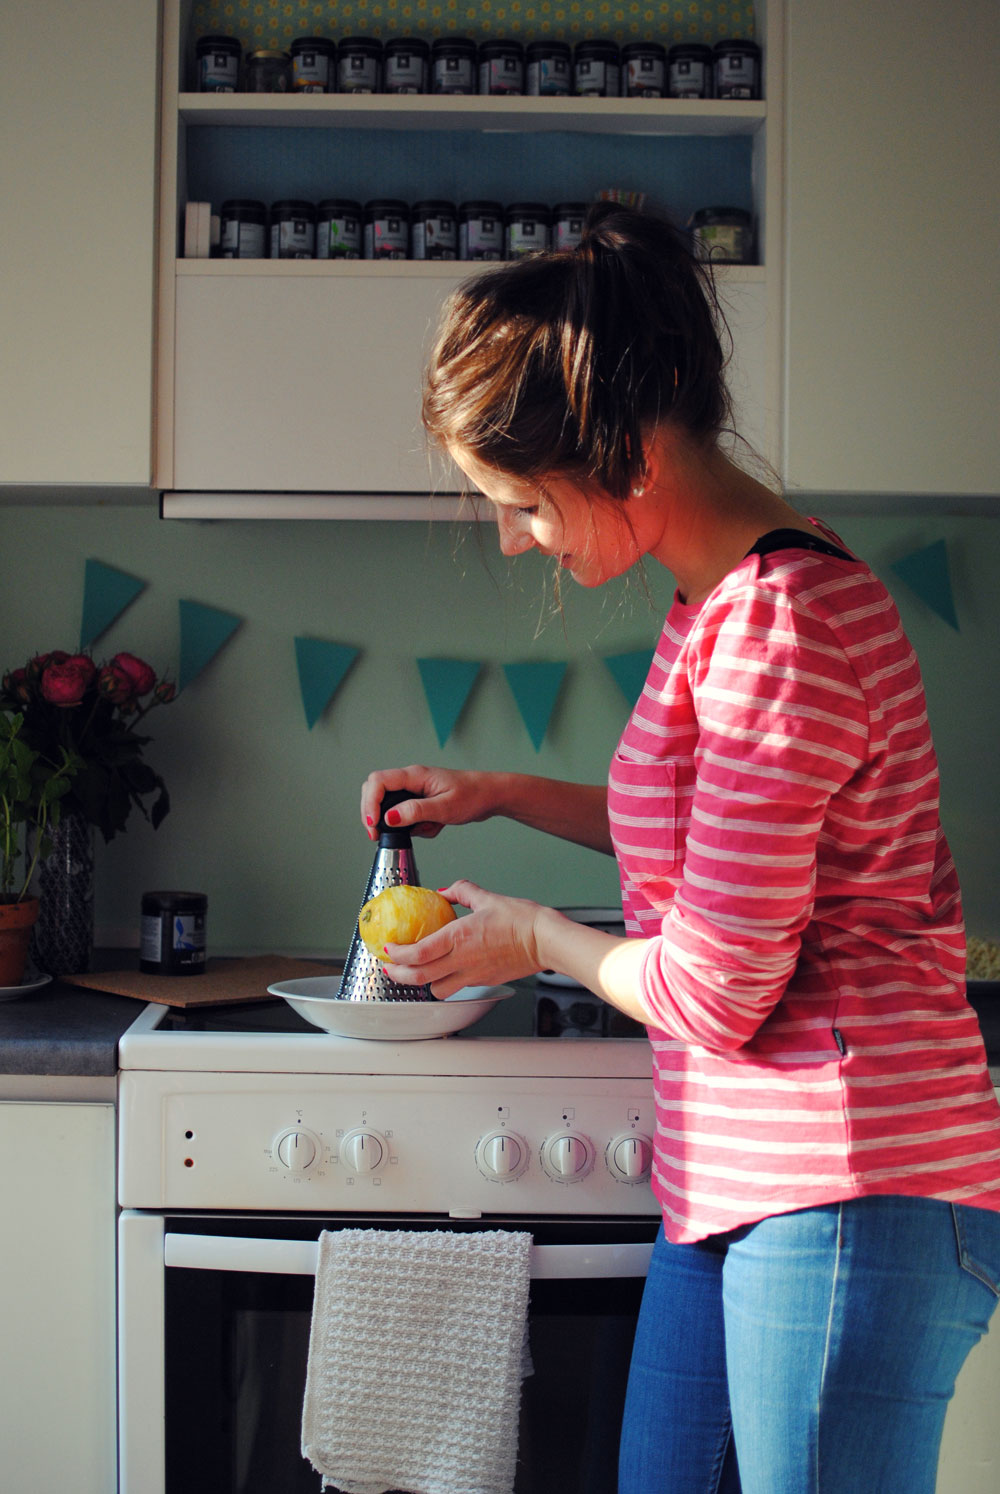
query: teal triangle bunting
[
  {"left": 890, "top": 539, "right": 959, "bottom": 631},
  {"left": 295, "top": 637, "right": 360, "bottom": 729},
  {"left": 417, "top": 658, "right": 483, "bottom": 746},
  {"left": 503, "top": 660, "right": 567, "bottom": 751},
  {"left": 79, "top": 559, "right": 147, "bottom": 649},
  {"left": 178, "top": 600, "right": 242, "bottom": 691},
  {"left": 604, "top": 648, "right": 654, "bottom": 705}
]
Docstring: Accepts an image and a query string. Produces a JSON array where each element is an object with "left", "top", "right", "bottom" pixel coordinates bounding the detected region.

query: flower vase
[{"left": 30, "top": 812, "right": 96, "bottom": 976}]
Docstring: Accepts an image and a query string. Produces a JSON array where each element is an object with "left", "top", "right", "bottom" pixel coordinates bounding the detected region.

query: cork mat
[{"left": 64, "top": 955, "right": 344, "bottom": 1008}]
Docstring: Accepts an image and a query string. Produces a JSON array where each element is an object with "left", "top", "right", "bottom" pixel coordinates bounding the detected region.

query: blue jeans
[{"left": 619, "top": 1196, "right": 1000, "bottom": 1494}]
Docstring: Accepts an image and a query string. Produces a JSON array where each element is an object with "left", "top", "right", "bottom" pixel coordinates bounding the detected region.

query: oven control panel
[{"left": 119, "top": 1069, "right": 658, "bottom": 1215}]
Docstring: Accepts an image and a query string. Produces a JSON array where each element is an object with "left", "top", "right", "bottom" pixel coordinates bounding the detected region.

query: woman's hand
[
  {"left": 360, "top": 766, "right": 500, "bottom": 841},
  {"left": 381, "top": 879, "right": 544, "bottom": 999}
]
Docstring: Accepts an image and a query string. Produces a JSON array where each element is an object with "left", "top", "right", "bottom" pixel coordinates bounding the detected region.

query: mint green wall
[{"left": 2, "top": 503, "right": 998, "bottom": 954}]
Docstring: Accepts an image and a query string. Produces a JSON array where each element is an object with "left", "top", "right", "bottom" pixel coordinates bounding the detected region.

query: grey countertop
[{"left": 0, "top": 975, "right": 139, "bottom": 1079}]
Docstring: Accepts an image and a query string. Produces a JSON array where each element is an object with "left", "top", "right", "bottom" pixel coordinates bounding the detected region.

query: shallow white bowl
[{"left": 266, "top": 976, "right": 515, "bottom": 1040}]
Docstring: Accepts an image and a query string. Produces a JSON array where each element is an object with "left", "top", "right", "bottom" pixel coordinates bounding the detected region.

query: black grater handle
[{"left": 376, "top": 788, "right": 417, "bottom": 845}]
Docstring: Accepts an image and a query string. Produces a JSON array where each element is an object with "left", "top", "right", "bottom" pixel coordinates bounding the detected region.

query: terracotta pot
[{"left": 0, "top": 896, "right": 40, "bottom": 988}]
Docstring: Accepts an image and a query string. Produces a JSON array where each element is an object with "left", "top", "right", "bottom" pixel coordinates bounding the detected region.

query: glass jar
[
  {"left": 316, "top": 199, "right": 363, "bottom": 259},
  {"left": 458, "top": 200, "right": 505, "bottom": 261},
  {"left": 338, "top": 37, "right": 383, "bottom": 94},
  {"left": 689, "top": 206, "right": 754, "bottom": 263},
  {"left": 195, "top": 34, "right": 241, "bottom": 92},
  {"left": 431, "top": 37, "right": 477, "bottom": 95},
  {"left": 245, "top": 50, "right": 292, "bottom": 93},
  {"left": 290, "top": 37, "right": 336, "bottom": 93},
  {"left": 573, "top": 40, "right": 620, "bottom": 98},
  {"left": 384, "top": 37, "right": 429, "bottom": 94}
]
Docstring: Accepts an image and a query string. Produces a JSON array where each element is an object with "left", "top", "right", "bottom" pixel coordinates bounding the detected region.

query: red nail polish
[
  {"left": 366, "top": 815, "right": 373, "bottom": 826},
  {"left": 385, "top": 809, "right": 400, "bottom": 826}
]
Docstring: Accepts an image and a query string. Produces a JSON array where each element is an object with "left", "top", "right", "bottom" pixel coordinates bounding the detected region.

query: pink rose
[
  {"left": 40, "top": 654, "right": 96, "bottom": 708},
  {"left": 110, "top": 652, "right": 157, "bottom": 696},
  {"left": 28, "top": 650, "right": 69, "bottom": 681},
  {"left": 96, "top": 663, "right": 134, "bottom": 705}
]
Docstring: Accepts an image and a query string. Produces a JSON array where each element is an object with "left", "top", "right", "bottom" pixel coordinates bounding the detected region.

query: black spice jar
[
  {"left": 270, "top": 200, "right": 316, "bottom": 258},
  {"left": 713, "top": 37, "right": 761, "bottom": 99},
  {"left": 689, "top": 206, "right": 754, "bottom": 263},
  {"left": 526, "top": 40, "right": 571, "bottom": 96},
  {"left": 412, "top": 200, "right": 457, "bottom": 259},
  {"left": 290, "top": 36, "right": 336, "bottom": 92},
  {"left": 458, "top": 200, "right": 505, "bottom": 260},
  {"left": 668, "top": 42, "right": 713, "bottom": 98},
  {"left": 506, "top": 202, "right": 551, "bottom": 258},
  {"left": 431, "top": 36, "right": 477, "bottom": 94},
  {"left": 478, "top": 39, "right": 525, "bottom": 95},
  {"left": 364, "top": 199, "right": 410, "bottom": 259},
  {"left": 622, "top": 41, "right": 666, "bottom": 98},
  {"left": 338, "top": 36, "right": 383, "bottom": 93},
  {"left": 553, "top": 201, "right": 588, "bottom": 252},
  {"left": 573, "top": 39, "right": 621, "bottom": 97},
  {"left": 220, "top": 199, "right": 267, "bottom": 258},
  {"left": 140, "top": 891, "right": 207, "bottom": 976},
  {"left": 316, "top": 198, "right": 363, "bottom": 258},
  {"left": 196, "top": 34, "right": 241, "bottom": 91},
  {"left": 384, "top": 37, "right": 429, "bottom": 94}
]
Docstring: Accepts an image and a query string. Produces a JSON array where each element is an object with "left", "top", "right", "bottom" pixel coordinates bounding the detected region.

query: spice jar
[
  {"left": 196, "top": 34, "right": 241, "bottom": 92},
  {"left": 412, "top": 200, "right": 457, "bottom": 260},
  {"left": 526, "top": 40, "right": 571, "bottom": 96},
  {"left": 245, "top": 49, "right": 292, "bottom": 93},
  {"left": 506, "top": 202, "right": 550, "bottom": 258},
  {"left": 622, "top": 41, "right": 666, "bottom": 98},
  {"left": 316, "top": 199, "right": 363, "bottom": 258},
  {"left": 384, "top": 37, "right": 429, "bottom": 94},
  {"left": 689, "top": 206, "right": 754, "bottom": 263},
  {"left": 140, "top": 891, "right": 207, "bottom": 976},
  {"left": 713, "top": 38, "right": 761, "bottom": 99},
  {"left": 573, "top": 40, "right": 620, "bottom": 98},
  {"left": 270, "top": 200, "right": 316, "bottom": 259},
  {"left": 431, "top": 37, "right": 477, "bottom": 95},
  {"left": 364, "top": 199, "right": 410, "bottom": 259},
  {"left": 458, "top": 200, "right": 504, "bottom": 260},
  {"left": 478, "top": 39, "right": 525, "bottom": 96},
  {"left": 338, "top": 37, "right": 383, "bottom": 93},
  {"left": 667, "top": 42, "right": 713, "bottom": 98},
  {"left": 290, "top": 37, "right": 336, "bottom": 92},
  {"left": 220, "top": 199, "right": 267, "bottom": 258},
  {"left": 553, "top": 202, "right": 588, "bottom": 252}
]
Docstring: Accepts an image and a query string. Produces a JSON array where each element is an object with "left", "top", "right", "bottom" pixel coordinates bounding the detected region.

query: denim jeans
[{"left": 618, "top": 1196, "right": 1000, "bottom": 1494}]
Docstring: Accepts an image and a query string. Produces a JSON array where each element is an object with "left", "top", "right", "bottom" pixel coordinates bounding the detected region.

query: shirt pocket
[{"left": 608, "top": 751, "right": 697, "bottom": 885}]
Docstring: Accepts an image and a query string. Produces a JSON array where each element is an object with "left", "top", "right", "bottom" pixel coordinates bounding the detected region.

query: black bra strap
[{"left": 746, "top": 527, "right": 854, "bottom": 563}]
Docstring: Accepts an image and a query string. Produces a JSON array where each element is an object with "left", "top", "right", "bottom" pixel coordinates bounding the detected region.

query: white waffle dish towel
[{"left": 301, "top": 1227, "right": 533, "bottom": 1494}]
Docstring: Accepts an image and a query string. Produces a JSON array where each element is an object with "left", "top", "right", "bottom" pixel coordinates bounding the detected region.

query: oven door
[{"left": 119, "top": 1210, "right": 659, "bottom": 1494}]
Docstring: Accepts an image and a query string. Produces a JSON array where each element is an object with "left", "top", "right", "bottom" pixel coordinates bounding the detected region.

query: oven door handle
[{"left": 163, "top": 1232, "right": 653, "bottom": 1280}]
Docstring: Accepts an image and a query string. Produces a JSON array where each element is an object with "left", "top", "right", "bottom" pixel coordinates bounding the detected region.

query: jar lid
[
  {"left": 460, "top": 199, "right": 504, "bottom": 213},
  {"left": 526, "top": 40, "right": 571, "bottom": 56},
  {"left": 290, "top": 36, "right": 336, "bottom": 52},
  {"left": 365, "top": 198, "right": 410, "bottom": 213},
  {"left": 340, "top": 36, "right": 384, "bottom": 50},
  {"left": 622, "top": 42, "right": 666, "bottom": 58},
  {"left": 414, "top": 199, "right": 457, "bottom": 214},
  {"left": 386, "top": 36, "right": 429, "bottom": 50},
  {"left": 668, "top": 42, "right": 713, "bottom": 57},
  {"left": 317, "top": 198, "right": 362, "bottom": 212},
  {"left": 691, "top": 206, "right": 752, "bottom": 225},
  {"left": 713, "top": 37, "right": 760, "bottom": 53},
  {"left": 196, "top": 34, "right": 242, "bottom": 50},
  {"left": 432, "top": 36, "right": 477, "bottom": 51},
  {"left": 246, "top": 49, "right": 291, "bottom": 62},
  {"left": 142, "top": 890, "right": 207, "bottom": 911},
  {"left": 479, "top": 39, "right": 525, "bottom": 55},
  {"left": 271, "top": 199, "right": 316, "bottom": 216},
  {"left": 575, "top": 39, "right": 620, "bottom": 55},
  {"left": 507, "top": 202, "right": 551, "bottom": 217}
]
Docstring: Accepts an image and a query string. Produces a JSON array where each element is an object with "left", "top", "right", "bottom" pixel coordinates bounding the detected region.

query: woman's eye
[{"left": 516, "top": 506, "right": 538, "bottom": 517}]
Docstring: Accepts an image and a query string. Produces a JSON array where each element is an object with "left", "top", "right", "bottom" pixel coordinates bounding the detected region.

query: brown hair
[{"left": 422, "top": 201, "right": 732, "bottom": 501}]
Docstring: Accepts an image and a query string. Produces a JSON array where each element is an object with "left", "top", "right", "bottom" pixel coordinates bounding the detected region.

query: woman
[{"left": 360, "top": 202, "right": 1000, "bottom": 1493}]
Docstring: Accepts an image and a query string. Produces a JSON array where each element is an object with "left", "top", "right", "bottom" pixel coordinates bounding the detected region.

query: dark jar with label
[
  {"left": 338, "top": 37, "right": 383, "bottom": 93},
  {"left": 526, "top": 40, "right": 571, "bottom": 96},
  {"left": 713, "top": 38, "right": 761, "bottom": 99},
  {"left": 622, "top": 41, "right": 666, "bottom": 98},
  {"left": 140, "top": 891, "right": 207, "bottom": 976},
  {"left": 668, "top": 42, "right": 713, "bottom": 98},
  {"left": 220, "top": 199, "right": 267, "bottom": 258},
  {"left": 689, "top": 206, "right": 754, "bottom": 263},
  {"left": 553, "top": 202, "right": 588, "bottom": 252},
  {"left": 364, "top": 199, "right": 410, "bottom": 259},
  {"left": 412, "top": 200, "right": 457, "bottom": 259},
  {"left": 316, "top": 198, "right": 363, "bottom": 258},
  {"left": 290, "top": 36, "right": 336, "bottom": 92},
  {"left": 270, "top": 200, "right": 316, "bottom": 259},
  {"left": 384, "top": 37, "right": 429, "bottom": 93},
  {"left": 431, "top": 37, "right": 477, "bottom": 94},
  {"left": 458, "top": 200, "right": 504, "bottom": 260},
  {"left": 506, "top": 202, "right": 550, "bottom": 258},
  {"left": 478, "top": 39, "right": 525, "bottom": 95},
  {"left": 196, "top": 34, "right": 241, "bottom": 91},
  {"left": 573, "top": 39, "right": 620, "bottom": 97}
]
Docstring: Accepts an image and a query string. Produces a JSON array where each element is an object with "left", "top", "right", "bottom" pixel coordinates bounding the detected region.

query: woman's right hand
[{"left": 360, "top": 765, "right": 500, "bottom": 841}]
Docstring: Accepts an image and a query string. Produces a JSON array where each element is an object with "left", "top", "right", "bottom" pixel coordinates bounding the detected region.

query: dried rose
[
  {"left": 2, "top": 667, "right": 31, "bottom": 703},
  {"left": 96, "top": 663, "right": 135, "bottom": 705},
  {"left": 110, "top": 652, "right": 157, "bottom": 697},
  {"left": 40, "top": 655, "right": 97, "bottom": 707},
  {"left": 153, "top": 679, "right": 177, "bottom": 704}
]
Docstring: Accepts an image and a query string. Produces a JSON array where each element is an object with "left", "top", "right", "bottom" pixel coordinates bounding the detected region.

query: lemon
[{"left": 359, "top": 885, "right": 457, "bottom": 959}]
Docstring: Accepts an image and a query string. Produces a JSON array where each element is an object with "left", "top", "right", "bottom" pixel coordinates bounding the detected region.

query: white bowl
[{"left": 266, "top": 976, "right": 515, "bottom": 1040}]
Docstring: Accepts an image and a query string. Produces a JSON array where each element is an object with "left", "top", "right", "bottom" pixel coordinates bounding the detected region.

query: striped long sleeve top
[{"left": 607, "top": 532, "right": 1000, "bottom": 1244}]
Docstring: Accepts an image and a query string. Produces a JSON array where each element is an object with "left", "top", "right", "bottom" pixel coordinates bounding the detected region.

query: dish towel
[{"left": 302, "top": 1227, "right": 533, "bottom": 1494}]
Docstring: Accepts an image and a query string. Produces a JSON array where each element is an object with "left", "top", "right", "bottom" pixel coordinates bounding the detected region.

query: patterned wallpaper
[{"left": 190, "top": 0, "right": 756, "bottom": 49}]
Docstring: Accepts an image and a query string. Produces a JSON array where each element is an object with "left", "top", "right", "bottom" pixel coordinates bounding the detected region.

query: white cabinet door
[
  {"left": 783, "top": 0, "right": 1000, "bottom": 496},
  {"left": 0, "top": 1102, "right": 117, "bottom": 1494},
  {"left": 0, "top": 1, "right": 157, "bottom": 486}
]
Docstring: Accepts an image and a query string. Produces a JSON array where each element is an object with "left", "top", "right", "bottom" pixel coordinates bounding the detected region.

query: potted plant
[{"left": 0, "top": 711, "right": 79, "bottom": 986}]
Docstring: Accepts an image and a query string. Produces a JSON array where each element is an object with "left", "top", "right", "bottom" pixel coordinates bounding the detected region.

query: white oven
[{"left": 116, "top": 989, "right": 660, "bottom": 1494}]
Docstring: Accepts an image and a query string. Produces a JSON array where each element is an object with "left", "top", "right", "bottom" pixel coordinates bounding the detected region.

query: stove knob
[
  {"left": 339, "top": 1128, "right": 386, "bottom": 1174},
  {"left": 476, "top": 1130, "right": 527, "bottom": 1181},
  {"left": 540, "top": 1132, "right": 594, "bottom": 1181},
  {"left": 274, "top": 1127, "right": 320, "bottom": 1172},
  {"left": 606, "top": 1132, "right": 653, "bottom": 1183}
]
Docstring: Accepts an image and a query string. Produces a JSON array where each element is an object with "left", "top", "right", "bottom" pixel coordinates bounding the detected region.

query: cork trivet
[{"left": 64, "top": 955, "right": 343, "bottom": 1008}]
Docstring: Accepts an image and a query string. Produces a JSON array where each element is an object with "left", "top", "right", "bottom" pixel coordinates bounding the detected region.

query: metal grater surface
[{"left": 336, "top": 844, "right": 435, "bottom": 1002}]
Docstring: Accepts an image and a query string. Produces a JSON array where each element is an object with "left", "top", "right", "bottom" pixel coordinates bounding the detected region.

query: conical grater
[{"left": 336, "top": 789, "right": 435, "bottom": 1002}]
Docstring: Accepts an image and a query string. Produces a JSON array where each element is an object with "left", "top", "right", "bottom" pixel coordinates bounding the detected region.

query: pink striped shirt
[{"left": 608, "top": 532, "right": 1000, "bottom": 1244}]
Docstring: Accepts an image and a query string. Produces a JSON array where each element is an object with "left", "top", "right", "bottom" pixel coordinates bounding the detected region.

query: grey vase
[{"left": 30, "top": 811, "right": 96, "bottom": 977}]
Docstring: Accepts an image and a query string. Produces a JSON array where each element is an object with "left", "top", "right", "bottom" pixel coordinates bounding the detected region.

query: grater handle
[{"left": 376, "top": 788, "right": 418, "bottom": 842}]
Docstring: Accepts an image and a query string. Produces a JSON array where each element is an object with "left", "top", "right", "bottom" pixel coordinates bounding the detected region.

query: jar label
[
  {"left": 171, "top": 913, "right": 206, "bottom": 956},
  {"left": 715, "top": 54, "right": 757, "bottom": 98},
  {"left": 574, "top": 60, "right": 620, "bottom": 97},
  {"left": 317, "top": 215, "right": 361, "bottom": 258},
  {"left": 527, "top": 56, "right": 570, "bottom": 95},
  {"left": 433, "top": 56, "right": 475, "bottom": 93},
  {"left": 340, "top": 54, "right": 380, "bottom": 91},
  {"left": 693, "top": 222, "right": 750, "bottom": 263},
  {"left": 271, "top": 218, "right": 316, "bottom": 258},
  {"left": 140, "top": 914, "right": 161, "bottom": 963},
  {"left": 293, "top": 51, "right": 332, "bottom": 91},
  {"left": 507, "top": 220, "right": 549, "bottom": 256},
  {"left": 555, "top": 212, "right": 585, "bottom": 251},
  {"left": 385, "top": 53, "right": 427, "bottom": 92},
  {"left": 412, "top": 215, "right": 457, "bottom": 259},
  {"left": 221, "top": 219, "right": 266, "bottom": 258},
  {"left": 626, "top": 56, "right": 665, "bottom": 97},
  {"left": 459, "top": 217, "right": 503, "bottom": 259},
  {"left": 364, "top": 217, "right": 409, "bottom": 258},
  {"left": 669, "top": 58, "right": 709, "bottom": 97},
  {"left": 199, "top": 50, "right": 239, "bottom": 91},
  {"left": 479, "top": 56, "right": 524, "bottom": 94}
]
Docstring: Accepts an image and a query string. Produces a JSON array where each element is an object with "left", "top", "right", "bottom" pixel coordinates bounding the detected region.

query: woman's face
[{"left": 453, "top": 450, "right": 648, "bottom": 589}]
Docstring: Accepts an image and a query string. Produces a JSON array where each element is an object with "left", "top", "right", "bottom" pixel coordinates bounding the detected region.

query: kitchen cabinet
[
  {"left": 783, "top": 0, "right": 1000, "bottom": 497},
  {"left": 156, "top": 0, "right": 783, "bottom": 511},
  {"left": 0, "top": 1, "right": 158, "bottom": 489},
  {"left": 0, "top": 1100, "right": 117, "bottom": 1494},
  {"left": 938, "top": 1315, "right": 1000, "bottom": 1493}
]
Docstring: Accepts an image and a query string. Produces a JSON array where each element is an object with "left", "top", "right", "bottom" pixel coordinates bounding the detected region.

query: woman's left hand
[{"left": 381, "top": 880, "right": 544, "bottom": 999}]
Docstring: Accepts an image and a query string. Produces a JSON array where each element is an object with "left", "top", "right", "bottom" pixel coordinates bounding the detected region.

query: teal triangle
[
  {"left": 295, "top": 637, "right": 360, "bottom": 729},
  {"left": 605, "top": 648, "right": 654, "bottom": 705},
  {"left": 891, "top": 539, "right": 959, "bottom": 631},
  {"left": 503, "top": 660, "right": 567, "bottom": 751},
  {"left": 417, "top": 658, "right": 482, "bottom": 746},
  {"left": 79, "top": 559, "right": 147, "bottom": 648},
  {"left": 177, "top": 600, "right": 242, "bottom": 691}
]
